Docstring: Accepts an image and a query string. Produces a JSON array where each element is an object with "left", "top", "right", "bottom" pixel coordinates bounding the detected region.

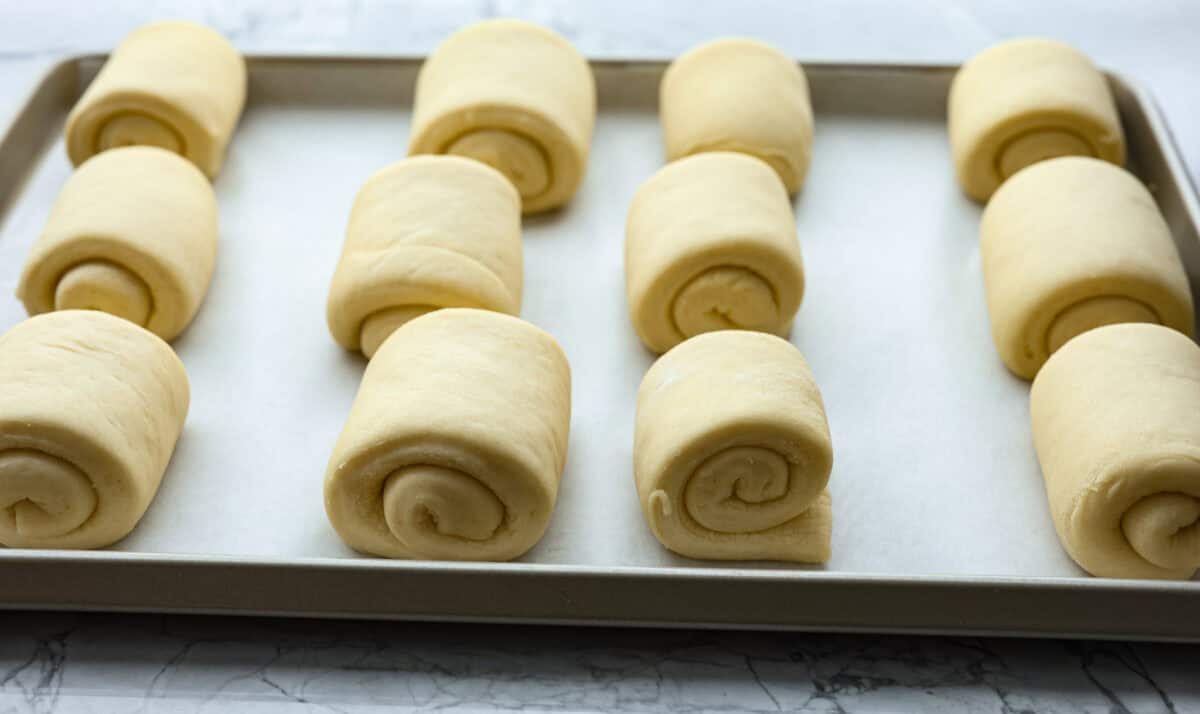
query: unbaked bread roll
[
  {"left": 326, "top": 156, "right": 522, "bottom": 358},
  {"left": 634, "top": 330, "right": 833, "bottom": 562},
  {"left": 1032, "top": 323, "right": 1200, "bottom": 580},
  {"left": 0, "top": 311, "right": 189, "bottom": 550},
  {"left": 980, "top": 156, "right": 1192, "bottom": 380},
  {"left": 65, "top": 20, "right": 246, "bottom": 179},
  {"left": 408, "top": 19, "right": 596, "bottom": 214},
  {"left": 660, "top": 38, "right": 813, "bottom": 194},
  {"left": 17, "top": 146, "right": 219, "bottom": 342},
  {"left": 949, "top": 37, "right": 1124, "bottom": 202},
  {"left": 325, "top": 309, "right": 571, "bottom": 561},
  {"left": 625, "top": 152, "right": 804, "bottom": 354}
]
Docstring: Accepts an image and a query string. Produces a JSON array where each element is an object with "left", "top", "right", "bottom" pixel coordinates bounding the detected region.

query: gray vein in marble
[
  {"left": 2, "top": 613, "right": 1197, "bottom": 713},
  {"left": 1070, "top": 641, "right": 1179, "bottom": 714}
]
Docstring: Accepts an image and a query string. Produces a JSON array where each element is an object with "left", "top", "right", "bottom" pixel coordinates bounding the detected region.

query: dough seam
[
  {"left": 375, "top": 466, "right": 515, "bottom": 545},
  {"left": 339, "top": 438, "right": 527, "bottom": 548},
  {"left": 437, "top": 123, "right": 556, "bottom": 204},
  {"left": 992, "top": 124, "right": 1098, "bottom": 184},
  {"left": 0, "top": 447, "right": 99, "bottom": 535},
  {"left": 344, "top": 246, "right": 517, "bottom": 350},
  {"left": 681, "top": 140, "right": 802, "bottom": 193},
  {"left": 679, "top": 450, "right": 810, "bottom": 535},
  {"left": 70, "top": 97, "right": 194, "bottom": 159},
  {"left": 666, "top": 263, "right": 782, "bottom": 343},
  {"left": 51, "top": 258, "right": 159, "bottom": 325},
  {"left": 1036, "top": 294, "right": 1161, "bottom": 359},
  {"left": 83, "top": 105, "right": 190, "bottom": 156}
]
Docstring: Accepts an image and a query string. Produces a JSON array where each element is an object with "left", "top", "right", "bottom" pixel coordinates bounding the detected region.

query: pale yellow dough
[
  {"left": 948, "top": 37, "right": 1124, "bottom": 202},
  {"left": 625, "top": 152, "right": 804, "bottom": 354},
  {"left": 326, "top": 156, "right": 523, "bottom": 358},
  {"left": 65, "top": 20, "right": 246, "bottom": 179},
  {"left": 0, "top": 311, "right": 189, "bottom": 550},
  {"left": 1031, "top": 323, "right": 1200, "bottom": 580},
  {"left": 408, "top": 19, "right": 596, "bottom": 214},
  {"left": 17, "top": 146, "right": 219, "bottom": 342},
  {"left": 660, "top": 38, "right": 813, "bottom": 194},
  {"left": 324, "top": 309, "right": 571, "bottom": 561},
  {"left": 980, "top": 157, "right": 1192, "bottom": 380},
  {"left": 634, "top": 330, "right": 833, "bottom": 562}
]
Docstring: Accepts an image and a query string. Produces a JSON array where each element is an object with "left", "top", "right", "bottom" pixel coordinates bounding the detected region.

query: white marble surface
[
  {"left": 2, "top": 612, "right": 1199, "bottom": 713},
  {"left": 1, "top": 1, "right": 1199, "bottom": 712}
]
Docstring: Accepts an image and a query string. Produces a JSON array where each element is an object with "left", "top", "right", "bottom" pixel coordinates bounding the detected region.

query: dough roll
[
  {"left": 17, "top": 146, "right": 219, "bottom": 342},
  {"left": 949, "top": 37, "right": 1124, "bottom": 202},
  {"left": 65, "top": 20, "right": 246, "bottom": 179},
  {"left": 0, "top": 311, "right": 189, "bottom": 550},
  {"left": 660, "top": 38, "right": 813, "bottom": 194},
  {"left": 634, "top": 330, "right": 833, "bottom": 562},
  {"left": 326, "top": 156, "right": 522, "bottom": 358},
  {"left": 981, "top": 156, "right": 1192, "bottom": 380},
  {"left": 1031, "top": 323, "right": 1200, "bottom": 580},
  {"left": 625, "top": 152, "right": 804, "bottom": 354},
  {"left": 408, "top": 19, "right": 596, "bottom": 214},
  {"left": 325, "top": 309, "right": 571, "bottom": 561}
]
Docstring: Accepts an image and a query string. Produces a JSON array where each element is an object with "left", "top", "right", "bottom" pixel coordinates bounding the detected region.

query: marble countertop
[
  {"left": 3, "top": 612, "right": 1197, "bottom": 713},
  {"left": 1, "top": 1, "right": 1199, "bottom": 711}
]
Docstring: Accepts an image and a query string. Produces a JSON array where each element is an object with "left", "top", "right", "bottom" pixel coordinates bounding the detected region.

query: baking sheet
[{"left": 0, "top": 56, "right": 1197, "bottom": 638}]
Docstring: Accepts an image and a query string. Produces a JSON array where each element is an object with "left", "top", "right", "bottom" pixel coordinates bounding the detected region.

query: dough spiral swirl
[
  {"left": 1032, "top": 324, "right": 1200, "bottom": 579},
  {"left": 0, "top": 311, "right": 189, "bottom": 550},
  {"left": 408, "top": 20, "right": 596, "bottom": 214},
  {"left": 17, "top": 146, "right": 219, "bottom": 342},
  {"left": 635, "top": 331, "right": 833, "bottom": 562},
  {"left": 326, "top": 156, "right": 523, "bottom": 358},
  {"left": 980, "top": 157, "right": 1192, "bottom": 379},
  {"left": 625, "top": 152, "right": 804, "bottom": 354},
  {"left": 324, "top": 309, "right": 571, "bottom": 561},
  {"left": 65, "top": 20, "right": 245, "bottom": 179},
  {"left": 949, "top": 37, "right": 1124, "bottom": 202}
]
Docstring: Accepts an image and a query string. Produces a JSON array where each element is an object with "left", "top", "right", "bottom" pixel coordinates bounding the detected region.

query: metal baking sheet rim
[
  {"left": 3, "top": 550, "right": 1199, "bottom": 641},
  {"left": 0, "top": 53, "right": 1197, "bottom": 640}
]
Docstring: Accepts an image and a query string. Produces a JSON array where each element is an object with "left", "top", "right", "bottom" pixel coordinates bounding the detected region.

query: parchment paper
[{"left": 0, "top": 60, "right": 1093, "bottom": 578}]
